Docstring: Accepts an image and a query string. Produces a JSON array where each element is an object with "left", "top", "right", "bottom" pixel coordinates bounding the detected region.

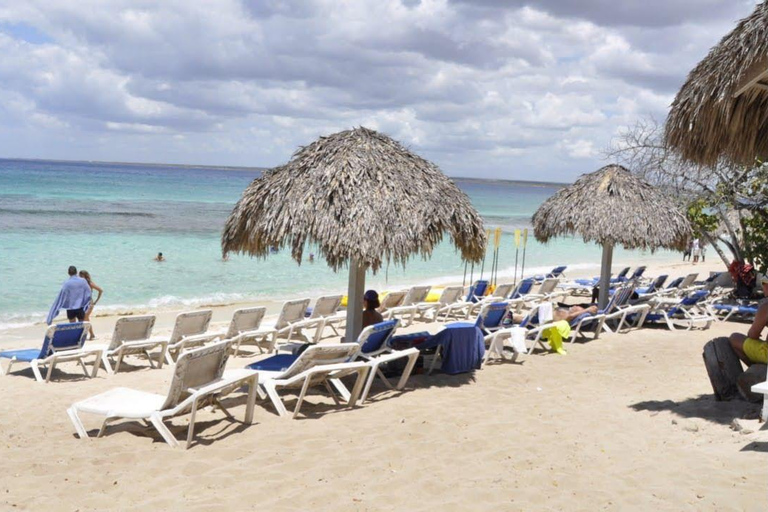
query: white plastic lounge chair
[
  {"left": 0, "top": 322, "right": 103, "bottom": 383},
  {"left": 383, "top": 286, "right": 431, "bottom": 326},
  {"left": 272, "top": 298, "right": 313, "bottom": 344},
  {"left": 212, "top": 307, "right": 277, "bottom": 357},
  {"left": 67, "top": 339, "right": 259, "bottom": 449},
  {"left": 418, "top": 286, "right": 465, "bottom": 322},
  {"left": 636, "top": 290, "right": 715, "bottom": 330},
  {"left": 353, "top": 319, "right": 420, "bottom": 403},
  {"left": 93, "top": 315, "right": 166, "bottom": 374},
  {"left": 377, "top": 290, "right": 407, "bottom": 314},
  {"left": 246, "top": 343, "right": 370, "bottom": 419},
  {"left": 161, "top": 310, "right": 215, "bottom": 364},
  {"left": 465, "top": 283, "right": 516, "bottom": 317},
  {"left": 289, "top": 295, "right": 345, "bottom": 343},
  {"left": 523, "top": 278, "right": 568, "bottom": 303}
]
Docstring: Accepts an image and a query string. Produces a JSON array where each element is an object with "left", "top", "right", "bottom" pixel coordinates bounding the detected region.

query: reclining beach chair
[
  {"left": 377, "top": 290, "right": 408, "bottom": 314},
  {"left": 353, "top": 319, "right": 419, "bottom": 403},
  {"left": 633, "top": 275, "right": 668, "bottom": 299},
  {"left": 476, "top": 301, "right": 510, "bottom": 336},
  {"left": 272, "top": 298, "right": 312, "bottom": 344},
  {"left": 280, "top": 296, "right": 344, "bottom": 344},
  {"left": 632, "top": 290, "right": 714, "bottom": 330},
  {"left": 214, "top": 307, "right": 277, "bottom": 356},
  {"left": 521, "top": 278, "right": 568, "bottom": 304},
  {"left": 94, "top": 315, "right": 166, "bottom": 374},
  {"left": 533, "top": 265, "right": 567, "bottom": 282},
  {"left": 162, "top": 310, "right": 215, "bottom": 364},
  {"left": 417, "top": 286, "right": 465, "bottom": 322},
  {"left": 383, "top": 286, "right": 431, "bottom": 326},
  {"left": 573, "top": 267, "right": 629, "bottom": 287},
  {"left": 563, "top": 286, "right": 650, "bottom": 343},
  {"left": 246, "top": 343, "right": 370, "bottom": 419},
  {"left": 707, "top": 301, "right": 758, "bottom": 322},
  {"left": 618, "top": 266, "right": 646, "bottom": 284},
  {"left": 67, "top": 339, "right": 259, "bottom": 449},
  {"left": 0, "top": 322, "right": 103, "bottom": 382},
  {"left": 465, "top": 282, "right": 516, "bottom": 317}
]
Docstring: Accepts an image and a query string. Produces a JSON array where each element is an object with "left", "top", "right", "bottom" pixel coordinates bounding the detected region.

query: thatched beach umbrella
[
  {"left": 532, "top": 165, "right": 691, "bottom": 309},
  {"left": 222, "top": 127, "right": 486, "bottom": 341},
  {"left": 665, "top": 1, "right": 768, "bottom": 166}
]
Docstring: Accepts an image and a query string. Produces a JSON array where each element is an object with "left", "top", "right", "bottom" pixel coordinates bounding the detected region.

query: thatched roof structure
[
  {"left": 222, "top": 127, "right": 486, "bottom": 272},
  {"left": 665, "top": 1, "right": 768, "bottom": 166},
  {"left": 532, "top": 164, "right": 691, "bottom": 250}
]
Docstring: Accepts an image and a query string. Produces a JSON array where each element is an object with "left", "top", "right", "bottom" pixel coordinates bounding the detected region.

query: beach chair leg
[
  {"left": 164, "top": 349, "right": 175, "bottom": 366},
  {"left": 264, "top": 382, "right": 289, "bottom": 418},
  {"left": 97, "top": 417, "right": 115, "bottom": 438},
  {"left": 77, "top": 357, "right": 89, "bottom": 377},
  {"left": 360, "top": 364, "right": 378, "bottom": 404},
  {"left": 292, "top": 378, "right": 313, "bottom": 419},
  {"left": 186, "top": 400, "right": 200, "bottom": 449},
  {"left": 102, "top": 352, "right": 115, "bottom": 375},
  {"left": 762, "top": 396, "right": 768, "bottom": 422},
  {"left": 395, "top": 350, "right": 419, "bottom": 391},
  {"left": 30, "top": 360, "right": 44, "bottom": 383},
  {"left": 67, "top": 407, "right": 91, "bottom": 439},
  {"left": 244, "top": 377, "right": 257, "bottom": 424},
  {"left": 348, "top": 367, "right": 368, "bottom": 408},
  {"left": 323, "top": 380, "right": 342, "bottom": 405},
  {"left": 212, "top": 397, "right": 234, "bottom": 420},
  {"left": 149, "top": 414, "right": 180, "bottom": 448},
  {"left": 427, "top": 347, "right": 442, "bottom": 375},
  {"left": 329, "top": 378, "right": 351, "bottom": 402},
  {"left": 0, "top": 359, "right": 6, "bottom": 376},
  {"left": 90, "top": 354, "right": 100, "bottom": 378}
]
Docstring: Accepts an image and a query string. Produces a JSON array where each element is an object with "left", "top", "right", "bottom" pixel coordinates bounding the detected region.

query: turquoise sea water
[{"left": 0, "top": 158, "right": 677, "bottom": 328}]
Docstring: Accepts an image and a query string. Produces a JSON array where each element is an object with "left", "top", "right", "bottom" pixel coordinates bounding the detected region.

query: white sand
[{"left": 1, "top": 257, "right": 765, "bottom": 511}]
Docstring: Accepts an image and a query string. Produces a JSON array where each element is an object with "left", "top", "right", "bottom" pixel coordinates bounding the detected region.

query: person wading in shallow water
[{"left": 154, "top": 252, "right": 165, "bottom": 262}]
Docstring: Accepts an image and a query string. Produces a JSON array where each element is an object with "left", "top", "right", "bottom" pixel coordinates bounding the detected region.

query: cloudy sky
[{"left": 0, "top": 0, "right": 759, "bottom": 181}]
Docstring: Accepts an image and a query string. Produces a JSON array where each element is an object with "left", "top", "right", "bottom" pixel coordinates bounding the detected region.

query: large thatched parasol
[
  {"left": 665, "top": 1, "right": 768, "bottom": 166},
  {"left": 222, "top": 127, "right": 486, "bottom": 340},
  {"left": 532, "top": 164, "right": 691, "bottom": 308}
]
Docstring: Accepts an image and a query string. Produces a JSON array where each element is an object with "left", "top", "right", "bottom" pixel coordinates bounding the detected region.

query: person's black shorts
[{"left": 66, "top": 308, "right": 85, "bottom": 322}]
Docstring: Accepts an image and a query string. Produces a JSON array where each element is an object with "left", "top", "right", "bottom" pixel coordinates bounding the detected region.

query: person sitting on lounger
[
  {"left": 362, "top": 290, "right": 384, "bottom": 329},
  {"left": 729, "top": 277, "right": 768, "bottom": 366}
]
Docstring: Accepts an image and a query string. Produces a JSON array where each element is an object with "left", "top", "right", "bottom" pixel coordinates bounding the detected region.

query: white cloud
[{"left": 0, "top": 0, "right": 759, "bottom": 180}]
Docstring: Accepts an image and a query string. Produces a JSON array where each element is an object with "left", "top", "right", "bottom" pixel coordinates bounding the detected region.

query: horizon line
[{"left": 0, "top": 156, "right": 570, "bottom": 187}]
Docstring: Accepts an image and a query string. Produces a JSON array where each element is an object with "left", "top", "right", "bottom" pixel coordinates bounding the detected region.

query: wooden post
[
  {"left": 345, "top": 258, "right": 366, "bottom": 343},
  {"left": 598, "top": 242, "right": 613, "bottom": 310}
]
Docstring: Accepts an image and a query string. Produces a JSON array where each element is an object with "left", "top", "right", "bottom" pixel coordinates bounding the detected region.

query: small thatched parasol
[
  {"left": 665, "top": 1, "right": 768, "bottom": 166},
  {"left": 222, "top": 127, "right": 486, "bottom": 340},
  {"left": 532, "top": 164, "right": 691, "bottom": 308}
]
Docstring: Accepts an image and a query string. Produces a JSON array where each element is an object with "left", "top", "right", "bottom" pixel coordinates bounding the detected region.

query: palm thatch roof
[
  {"left": 222, "top": 127, "right": 486, "bottom": 272},
  {"left": 665, "top": 1, "right": 768, "bottom": 166},
  {"left": 532, "top": 164, "right": 691, "bottom": 250}
]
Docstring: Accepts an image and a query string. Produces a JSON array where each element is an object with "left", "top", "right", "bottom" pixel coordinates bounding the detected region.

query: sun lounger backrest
[
  {"left": 467, "top": 280, "right": 489, "bottom": 302},
  {"left": 39, "top": 322, "right": 89, "bottom": 358},
  {"left": 650, "top": 275, "right": 668, "bottom": 292},
  {"left": 666, "top": 276, "right": 683, "bottom": 289},
  {"left": 477, "top": 302, "right": 508, "bottom": 329},
  {"left": 537, "top": 278, "right": 559, "bottom": 295},
  {"left": 358, "top": 319, "right": 399, "bottom": 354},
  {"left": 161, "top": 339, "right": 231, "bottom": 410},
  {"left": 226, "top": 307, "right": 267, "bottom": 339},
  {"left": 548, "top": 266, "right": 567, "bottom": 278},
  {"left": 110, "top": 316, "right": 155, "bottom": 351},
  {"left": 616, "top": 267, "right": 630, "bottom": 279},
  {"left": 401, "top": 286, "right": 431, "bottom": 306},
  {"left": 169, "top": 310, "right": 213, "bottom": 344},
  {"left": 278, "top": 343, "right": 361, "bottom": 381},
  {"left": 274, "top": 299, "right": 311, "bottom": 329},
  {"left": 439, "top": 286, "right": 464, "bottom": 305},
  {"left": 630, "top": 266, "right": 647, "bottom": 279},
  {"left": 492, "top": 283, "right": 514, "bottom": 299},
  {"left": 511, "top": 278, "right": 535, "bottom": 298},
  {"left": 379, "top": 291, "right": 406, "bottom": 311},
  {"left": 679, "top": 273, "right": 698, "bottom": 289},
  {"left": 309, "top": 296, "right": 343, "bottom": 318}
]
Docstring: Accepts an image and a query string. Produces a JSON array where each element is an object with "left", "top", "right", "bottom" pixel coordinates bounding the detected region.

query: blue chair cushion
[
  {"left": 0, "top": 348, "right": 43, "bottom": 362},
  {"left": 247, "top": 354, "right": 298, "bottom": 372}
]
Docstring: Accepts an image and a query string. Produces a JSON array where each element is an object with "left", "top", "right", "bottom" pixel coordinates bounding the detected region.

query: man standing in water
[{"left": 46, "top": 266, "right": 92, "bottom": 325}]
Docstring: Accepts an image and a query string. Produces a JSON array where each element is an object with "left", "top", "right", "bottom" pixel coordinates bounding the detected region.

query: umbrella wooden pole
[
  {"left": 598, "top": 243, "right": 614, "bottom": 310},
  {"left": 345, "top": 258, "right": 366, "bottom": 342}
]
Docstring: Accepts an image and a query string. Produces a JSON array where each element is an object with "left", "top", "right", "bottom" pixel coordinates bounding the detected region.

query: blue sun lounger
[
  {"left": 0, "top": 322, "right": 103, "bottom": 382},
  {"left": 533, "top": 266, "right": 567, "bottom": 282}
]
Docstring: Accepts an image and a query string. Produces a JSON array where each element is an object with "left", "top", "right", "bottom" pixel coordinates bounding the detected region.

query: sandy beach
[{"left": 1, "top": 258, "right": 766, "bottom": 511}]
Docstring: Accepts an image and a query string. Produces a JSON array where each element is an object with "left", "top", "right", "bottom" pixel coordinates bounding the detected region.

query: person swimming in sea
[{"left": 154, "top": 252, "right": 165, "bottom": 262}]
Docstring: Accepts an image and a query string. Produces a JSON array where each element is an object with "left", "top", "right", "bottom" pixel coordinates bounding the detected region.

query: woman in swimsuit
[{"left": 79, "top": 270, "right": 103, "bottom": 340}]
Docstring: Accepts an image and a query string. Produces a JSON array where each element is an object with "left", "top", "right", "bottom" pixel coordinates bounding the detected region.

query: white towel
[{"left": 538, "top": 302, "right": 553, "bottom": 323}]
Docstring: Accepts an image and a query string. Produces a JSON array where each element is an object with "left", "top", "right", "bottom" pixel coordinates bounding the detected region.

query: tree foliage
[{"left": 606, "top": 117, "right": 768, "bottom": 272}]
